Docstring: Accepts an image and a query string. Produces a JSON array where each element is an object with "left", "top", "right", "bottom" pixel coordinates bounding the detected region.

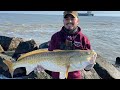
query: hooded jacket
[{"left": 48, "top": 26, "right": 91, "bottom": 79}]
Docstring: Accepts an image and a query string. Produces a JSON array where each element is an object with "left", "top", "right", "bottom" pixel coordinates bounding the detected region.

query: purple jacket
[{"left": 48, "top": 26, "right": 91, "bottom": 79}]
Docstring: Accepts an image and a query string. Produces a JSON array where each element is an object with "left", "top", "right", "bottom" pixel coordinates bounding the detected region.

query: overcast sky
[{"left": 0, "top": 11, "right": 120, "bottom": 16}]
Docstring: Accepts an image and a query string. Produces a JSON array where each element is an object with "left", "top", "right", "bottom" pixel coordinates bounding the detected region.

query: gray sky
[{"left": 0, "top": 11, "right": 120, "bottom": 16}]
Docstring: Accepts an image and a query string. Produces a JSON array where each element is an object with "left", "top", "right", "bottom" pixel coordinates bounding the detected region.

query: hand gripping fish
[{"left": 3, "top": 49, "right": 97, "bottom": 79}]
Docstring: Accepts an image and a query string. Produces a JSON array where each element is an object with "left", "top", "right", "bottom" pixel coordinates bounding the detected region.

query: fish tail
[{"left": 3, "top": 60, "right": 14, "bottom": 78}]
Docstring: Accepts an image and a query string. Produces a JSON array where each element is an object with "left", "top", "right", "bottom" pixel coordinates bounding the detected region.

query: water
[{"left": 0, "top": 13, "right": 120, "bottom": 65}]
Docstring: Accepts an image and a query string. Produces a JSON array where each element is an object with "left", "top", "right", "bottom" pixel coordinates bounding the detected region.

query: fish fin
[
  {"left": 59, "top": 65, "right": 70, "bottom": 79},
  {"left": 65, "top": 65, "right": 70, "bottom": 79},
  {"left": 17, "top": 49, "right": 48, "bottom": 61},
  {"left": 17, "top": 49, "right": 64, "bottom": 61},
  {"left": 26, "top": 66, "right": 34, "bottom": 75},
  {"left": 59, "top": 72, "right": 66, "bottom": 79},
  {"left": 34, "top": 65, "right": 45, "bottom": 73},
  {"left": 87, "top": 53, "right": 97, "bottom": 64},
  {"left": 3, "top": 60, "right": 14, "bottom": 78}
]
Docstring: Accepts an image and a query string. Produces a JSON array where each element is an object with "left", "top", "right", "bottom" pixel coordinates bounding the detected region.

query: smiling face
[{"left": 63, "top": 14, "right": 79, "bottom": 30}]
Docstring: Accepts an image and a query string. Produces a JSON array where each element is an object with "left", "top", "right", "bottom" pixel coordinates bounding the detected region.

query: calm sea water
[{"left": 0, "top": 13, "right": 120, "bottom": 65}]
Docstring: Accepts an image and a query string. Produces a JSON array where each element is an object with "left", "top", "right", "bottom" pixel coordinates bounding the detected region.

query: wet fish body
[{"left": 3, "top": 49, "right": 97, "bottom": 79}]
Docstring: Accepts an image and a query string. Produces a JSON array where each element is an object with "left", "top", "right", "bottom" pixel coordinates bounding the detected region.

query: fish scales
[{"left": 3, "top": 49, "right": 97, "bottom": 78}]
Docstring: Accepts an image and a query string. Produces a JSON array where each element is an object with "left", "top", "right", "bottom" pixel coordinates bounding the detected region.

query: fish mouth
[{"left": 88, "top": 53, "right": 97, "bottom": 64}]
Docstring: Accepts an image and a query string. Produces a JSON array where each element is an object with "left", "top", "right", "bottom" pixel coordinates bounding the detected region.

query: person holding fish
[
  {"left": 3, "top": 11, "right": 97, "bottom": 79},
  {"left": 47, "top": 11, "right": 95, "bottom": 79}
]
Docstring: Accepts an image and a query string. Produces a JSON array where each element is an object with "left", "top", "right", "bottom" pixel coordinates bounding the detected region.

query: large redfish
[{"left": 3, "top": 49, "right": 97, "bottom": 79}]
